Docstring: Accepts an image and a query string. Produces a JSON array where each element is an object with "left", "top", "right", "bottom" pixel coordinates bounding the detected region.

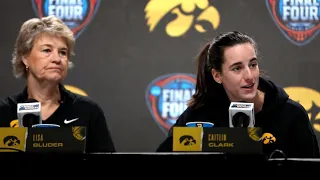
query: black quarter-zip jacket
[
  {"left": 0, "top": 84, "right": 116, "bottom": 153},
  {"left": 157, "top": 77, "right": 320, "bottom": 158}
]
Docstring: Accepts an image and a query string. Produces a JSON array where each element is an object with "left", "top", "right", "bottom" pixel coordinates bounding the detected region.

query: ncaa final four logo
[
  {"left": 266, "top": 0, "right": 319, "bottom": 46},
  {"left": 31, "top": 0, "right": 101, "bottom": 39},
  {"left": 145, "top": 73, "right": 196, "bottom": 133}
]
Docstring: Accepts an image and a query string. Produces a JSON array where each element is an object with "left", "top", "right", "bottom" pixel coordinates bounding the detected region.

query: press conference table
[{"left": 1, "top": 152, "right": 319, "bottom": 175}]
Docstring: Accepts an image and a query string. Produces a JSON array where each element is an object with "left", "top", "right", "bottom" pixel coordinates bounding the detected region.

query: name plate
[
  {"left": 0, "top": 128, "right": 27, "bottom": 152},
  {"left": 173, "top": 127, "right": 263, "bottom": 154},
  {"left": 0, "top": 127, "right": 86, "bottom": 153},
  {"left": 202, "top": 128, "right": 262, "bottom": 153},
  {"left": 26, "top": 126, "right": 86, "bottom": 153}
]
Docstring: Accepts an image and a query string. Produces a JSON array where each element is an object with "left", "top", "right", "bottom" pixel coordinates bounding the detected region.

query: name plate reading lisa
[{"left": 26, "top": 126, "right": 87, "bottom": 153}]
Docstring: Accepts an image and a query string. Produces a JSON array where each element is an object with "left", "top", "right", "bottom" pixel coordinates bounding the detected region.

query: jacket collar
[{"left": 17, "top": 84, "right": 69, "bottom": 104}]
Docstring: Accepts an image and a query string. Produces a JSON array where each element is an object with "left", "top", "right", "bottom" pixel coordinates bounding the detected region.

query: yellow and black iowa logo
[
  {"left": 179, "top": 135, "right": 196, "bottom": 146},
  {"left": 72, "top": 126, "right": 86, "bottom": 141},
  {"left": 173, "top": 127, "right": 201, "bottom": 151},
  {"left": 145, "top": 0, "right": 220, "bottom": 37},
  {"left": 0, "top": 128, "right": 26, "bottom": 152},
  {"left": 3, "top": 136, "right": 20, "bottom": 147},
  {"left": 284, "top": 87, "right": 320, "bottom": 132},
  {"left": 261, "top": 133, "right": 276, "bottom": 144}
]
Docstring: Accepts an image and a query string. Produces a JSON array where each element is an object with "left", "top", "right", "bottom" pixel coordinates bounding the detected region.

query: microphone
[
  {"left": 229, "top": 102, "right": 255, "bottom": 127},
  {"left": 232, "top": 112, "right": 249, "bottom": 127},
  {"left": 17, "top": 98, "right": 42, "bottom": 127}
]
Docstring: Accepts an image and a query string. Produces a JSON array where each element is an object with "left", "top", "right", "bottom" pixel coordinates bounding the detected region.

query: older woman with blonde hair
[{"left": 0, "top": 15, "right": 116, "bottom": 153}]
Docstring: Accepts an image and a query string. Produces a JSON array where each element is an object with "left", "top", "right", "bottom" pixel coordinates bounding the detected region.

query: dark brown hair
[{"left": 188, "top": 31, "right": 258, "bottom": 109}]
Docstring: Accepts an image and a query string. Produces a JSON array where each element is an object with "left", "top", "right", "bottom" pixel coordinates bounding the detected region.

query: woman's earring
[{"left": 26, "top": 66, "right": 29, "bottom": 71}]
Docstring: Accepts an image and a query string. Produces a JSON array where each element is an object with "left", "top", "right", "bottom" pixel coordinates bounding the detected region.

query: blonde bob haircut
[{"left": 11, "top": 15, "right": 75, "bottom": 78}]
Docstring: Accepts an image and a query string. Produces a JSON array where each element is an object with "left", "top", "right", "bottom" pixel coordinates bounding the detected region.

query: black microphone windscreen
[
  {"left": 232, "top": 112, "right": 250, "bottom": 127},
  {"left": 22, "top": 113, "right": 39, "bottom": 127}
]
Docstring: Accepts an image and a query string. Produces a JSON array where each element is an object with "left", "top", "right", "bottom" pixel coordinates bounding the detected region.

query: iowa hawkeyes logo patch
[{"left": 261, "top": 133, "right": 276, "bottom": 144}]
